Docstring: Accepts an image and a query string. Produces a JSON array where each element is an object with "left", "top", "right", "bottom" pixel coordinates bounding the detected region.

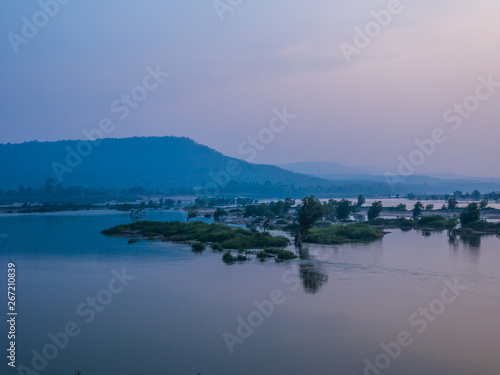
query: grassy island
[
  {"left": 369, "top": 215, "right": 455, "bottom": 231},
  {"left": 303, "top": 223, "right": 385, "bottom": 245},
  {"left": 101, "top": 220, "right": 290, "bottom": 250}
]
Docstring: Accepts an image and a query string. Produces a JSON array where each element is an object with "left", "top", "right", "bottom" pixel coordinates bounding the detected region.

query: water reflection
[
  {"left": 299, "top": 263, "right": 329, "bottom": 294},
  {"left": 297, "top": 246, "right": 329, "bottom": 294},
  {"left": 460, "top": 234, "right": 482, "bottom": 248},
  {"left": 448, "top": 234, "right": 483, "bottom": 264},
  {"left": 421, "top": 230, "right": 432, "bottom": 238}
]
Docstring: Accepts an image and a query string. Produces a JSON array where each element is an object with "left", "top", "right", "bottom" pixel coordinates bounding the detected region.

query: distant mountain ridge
[
  {"left": 0, "top": 137, "right": 328, "bottom": 191},
  {"left": 278, "top": 161, "right": 376, "bottom": 176},
  {"left": 1, "top": 139, "right": 500, "bottom": 196}
]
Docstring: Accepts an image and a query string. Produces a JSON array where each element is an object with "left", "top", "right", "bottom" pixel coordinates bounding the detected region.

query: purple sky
[{"left": 1, "top": 0, "right": 499, "bottom": 177}]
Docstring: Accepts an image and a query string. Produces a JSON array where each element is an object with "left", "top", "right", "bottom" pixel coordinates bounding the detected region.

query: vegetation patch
[
  {"left": 304, "top": 223, "right": 385, "bottom": 245},
  {"left": 102, "top": 220, "right": 289, "bottom": 249},
  {"left": 191, "top": 242, "right": 206, "bottom": 252},
  {"left": 222, "top": 250, "right": 250, "bottom": 264},
  {"left": 456, "top": 220, "right": 500, "bottom": 234},
  {"left": 211, "top": 242, "right": 224, "bottom": 251}
]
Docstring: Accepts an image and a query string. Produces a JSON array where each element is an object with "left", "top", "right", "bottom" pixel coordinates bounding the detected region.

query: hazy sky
[{"left": 1, "top": 0, "right": 499, "bottom": 177}]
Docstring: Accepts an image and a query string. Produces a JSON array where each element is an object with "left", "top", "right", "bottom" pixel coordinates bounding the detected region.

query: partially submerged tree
[
  {"left": 356, "top": 195, "right": 365, "bottom": 208},
  {"left": 296, "top": 196, "right": 324, "bottom": 247},
  {"left": 460, "top": 202, "right": 481, "bottom": 226},
  {"left": 214, "top": 208, "right": 228, "bottom": 222},
  {"left": 187, "top": 207, "right": 200, "bottom": 222},
  {"left": 447, "top": 215, "right": 459, "bottom": 236},
  {"left": 368, "top": 201, "right": 383, "bottom": 220},
  {"left": 412, "top": 201, "right": 424, "bottom": 220}
]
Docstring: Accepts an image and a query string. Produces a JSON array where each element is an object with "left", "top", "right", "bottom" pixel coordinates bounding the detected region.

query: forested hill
[{"left": 0, "top": 136, "right": 326, "bottom": 191}]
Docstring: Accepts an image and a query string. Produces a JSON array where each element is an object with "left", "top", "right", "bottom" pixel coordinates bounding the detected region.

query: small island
[{"left": 101, "top": 220, "right": 296, "bottom": 264}]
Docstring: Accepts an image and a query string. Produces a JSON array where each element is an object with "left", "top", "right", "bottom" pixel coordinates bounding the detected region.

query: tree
[
  {"left": 448, "top": 198, "right": 458, "bottom": 210},
  {"left": 471, "top": 190, "right": 481, "bottom": 200},
  {"left": 412, "top": 201, "right": 424, "bottom": 219},
  {"left": 460, "top": 203, "right": 480, "bottom": 226},
  {"left": 356, "top": 195, "right": 365, "bottom": 208},
  {"left": 322, "top": 199, "right": 337, "bottom": 221},
  {"left": 425, "top": 204, "right": 434, "bottom": 211},
  {"left": 214, "top": 208, "right": 228, "bottom": 222},
  {"left": 187, "top": 207, "right": 199, "bottom": 222},
  {"left": 296, "top": 196, "right": 324, "bottom": 247},
  {"left": 479, "top": 199, "right": 489, "bottom": 209},
  {"left": 396, "top": 204, "right": 407, "bottom": 211},
  {"left": 368, "top": 201, "right": 383, "bottom": 220},
  {"left": 283, "top": 198, "right": 295, "bottom": 213},
  {"left": 447, "top": 215, "right": 459, "bottom": 236},
  {"left": 336, "top": 199, "right": 354, "bottom": 221}
]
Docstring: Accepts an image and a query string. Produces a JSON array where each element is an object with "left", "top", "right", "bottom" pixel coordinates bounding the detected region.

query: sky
[{"left": 1, "top": 0, "right": 499, "bottom": 177}]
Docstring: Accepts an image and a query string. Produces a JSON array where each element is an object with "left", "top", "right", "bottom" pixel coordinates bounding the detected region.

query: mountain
[
  {"left": 278, "top": 161, "right": 500, "bottom": 194},
  {"left": 1, "top": 139, "right": 499, "bottom": 197},
  {"left": 0, "top": 137, "right": 328, "bottom": 191},
  {"left": 278, "top": 161, "right": 375, "bottom": 176}
]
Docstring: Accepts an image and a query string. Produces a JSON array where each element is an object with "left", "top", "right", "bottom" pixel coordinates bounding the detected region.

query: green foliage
[
  {"left": 417, "top": 215, "right": 450, "bottom": 230},
  {"left": 274, "top": 249, "right": 297, "bottom": 260},
  {"left": 356, "top": 195, "right": 366, "bottom": 207},
  {"left": 214, "top": 208, "right": 228, "bottom": 222},
  {"left": 479, "top": 199, "right": 489, "bottom": 209},
  {"left": 187, "top": 207, "right": 199, "bottom": 222},
  {"left": 191, "top": 242, "right": 206, "bottom": 252},
  {"left": 256, "top": 250, "right": 268, "bottom": 260},
  {"left": 368, "top": 201, "right": 383, "bottom": 220},
  {"left": 396, "top": 203, "right": 407, "bottom": 211},
  {"left": 244, "top": 199, "right": 293, "bottom": 218},
  {"left": 297, "top": 196, "right": 324, "bottom": 246},
  {"left": 222, "top": 250, "right": 250, "bottom": 264},
  {"left": 460, "top": 203, "right": 481, "bottom": 226},
  {"left": 322, "top": 199, "right": 338, "bottom": 221},
  {"left": 447, "top": 198, "right": 458, "bottom": 210},
  {"left": 458, "top": 220, "right": 500, "bottom": 232},
  {"left": 336, "top": 199, "right": 355, "bottom": 221},
  {"left": 412, "top": 201, "right": 424, "bottom": 219},
  {"left": 211, "top": 242, "right": 224, "bottom": 251},
  {"left": 102, "top": 221, "right": 289, "bottom": 250},
  {"left": 369, "top": 217, "right": 415, "bottom": 229},
  {"left": 305, "top": 223, "right": 384, "bottom": 245}
]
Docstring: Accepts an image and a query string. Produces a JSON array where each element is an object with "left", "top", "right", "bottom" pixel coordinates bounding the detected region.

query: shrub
[
  {"left": 191, "top": 242, "right": 206, "bottom": 252},
  {"left": 256, "top": 250, "right": 268, "bottom": 260},
  {"left": 211, "top": 242, "right": 224, "bottom": 251},
  {"left": 222, "top": 250, "right": 249, "bottom": 264}
]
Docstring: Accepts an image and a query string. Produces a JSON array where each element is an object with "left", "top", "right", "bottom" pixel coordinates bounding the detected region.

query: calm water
[{"left": 1, "top": 210, "right": 499, "bottom": 375}]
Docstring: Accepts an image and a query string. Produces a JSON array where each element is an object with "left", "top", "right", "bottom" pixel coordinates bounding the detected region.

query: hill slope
[{"left": 0, "top": 137, "right": 327, "bottom": 191}]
